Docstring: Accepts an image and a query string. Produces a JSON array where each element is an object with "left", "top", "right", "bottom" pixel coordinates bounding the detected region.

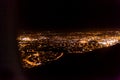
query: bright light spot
[
  {"left": 33, "top": 52, "right": 40, "bottom": 56},
  {"left": 80, "top": 40, "right": 87, "bottom": 43},
  {"left": 23, "top": 59, "right": 41, "bottom": 66},
  {"left": 22, "top": 37, "right": 31, "bottom": 41},
  {"left": 98, "top": 42, "right": 108, "bottom": 46}
]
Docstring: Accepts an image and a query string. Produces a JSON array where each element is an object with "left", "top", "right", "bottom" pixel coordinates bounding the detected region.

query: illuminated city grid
[{"left": 17, "top": 31, "right": 120, "bottom": 69}]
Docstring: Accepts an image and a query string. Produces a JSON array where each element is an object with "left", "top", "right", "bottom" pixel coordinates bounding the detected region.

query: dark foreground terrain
[{"left": 24, "top": 43, "right": 120, "bottom": 80}]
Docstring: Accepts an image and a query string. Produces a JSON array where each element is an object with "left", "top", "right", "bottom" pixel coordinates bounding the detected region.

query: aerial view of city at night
[
  {"left": 1, "top": 0, "right": 120, "bottom": 80},
  {"left": 17, "top": 31, "right": 120, "bottom": 69}
]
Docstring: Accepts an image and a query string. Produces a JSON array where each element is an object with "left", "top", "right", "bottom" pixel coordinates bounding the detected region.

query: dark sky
[{"left": 19, "top": 0, "right": 120, "bottom": 31}]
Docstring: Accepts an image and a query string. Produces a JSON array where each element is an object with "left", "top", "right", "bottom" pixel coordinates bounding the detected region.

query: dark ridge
[{"left": 24, "top": 43, "right": 120, "bottom": 79}]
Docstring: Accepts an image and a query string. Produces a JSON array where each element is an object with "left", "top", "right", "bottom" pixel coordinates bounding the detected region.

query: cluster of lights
[{"left": 17, "top": 31, "right": 120, "bottom": 69}]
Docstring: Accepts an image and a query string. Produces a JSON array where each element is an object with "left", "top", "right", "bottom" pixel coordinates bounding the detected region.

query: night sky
[{"left": 19, "top": 0, "right": 120, "bottom": 31}]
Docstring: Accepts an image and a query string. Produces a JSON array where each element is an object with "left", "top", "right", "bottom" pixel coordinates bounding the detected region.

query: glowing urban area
[{"left": 17, "top": 31, "right": 120, "bottom": 69}]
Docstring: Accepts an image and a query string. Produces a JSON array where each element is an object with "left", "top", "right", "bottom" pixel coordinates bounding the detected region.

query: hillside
[{"left": 25, "top": 43, "right": 120, "bottom": 80}]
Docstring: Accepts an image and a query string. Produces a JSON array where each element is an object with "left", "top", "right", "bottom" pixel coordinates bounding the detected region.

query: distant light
[
  {"left": 22, "top": 37, "right": 31, "bottom": 41},
  {"left": 98, "top": 42, "right": 107, "bottom": 45},
  {"left": 32, "top": 39, "right": 37, "bottom": 41},
  {"left": 80, "top": 40, "right": 87, "bottom": 43}
]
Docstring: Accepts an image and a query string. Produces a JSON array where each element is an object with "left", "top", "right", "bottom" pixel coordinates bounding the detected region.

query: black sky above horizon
[{"left": 19, "top": 0, "right": 120, "bottom": 31}]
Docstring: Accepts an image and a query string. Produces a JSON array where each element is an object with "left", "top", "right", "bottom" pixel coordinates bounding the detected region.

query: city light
[
  {"left": 21, "top": 37, "right": 31, "bottom": 41},
  {"left": 17, "top": 31, "right": 120, "bottom": 69}
]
